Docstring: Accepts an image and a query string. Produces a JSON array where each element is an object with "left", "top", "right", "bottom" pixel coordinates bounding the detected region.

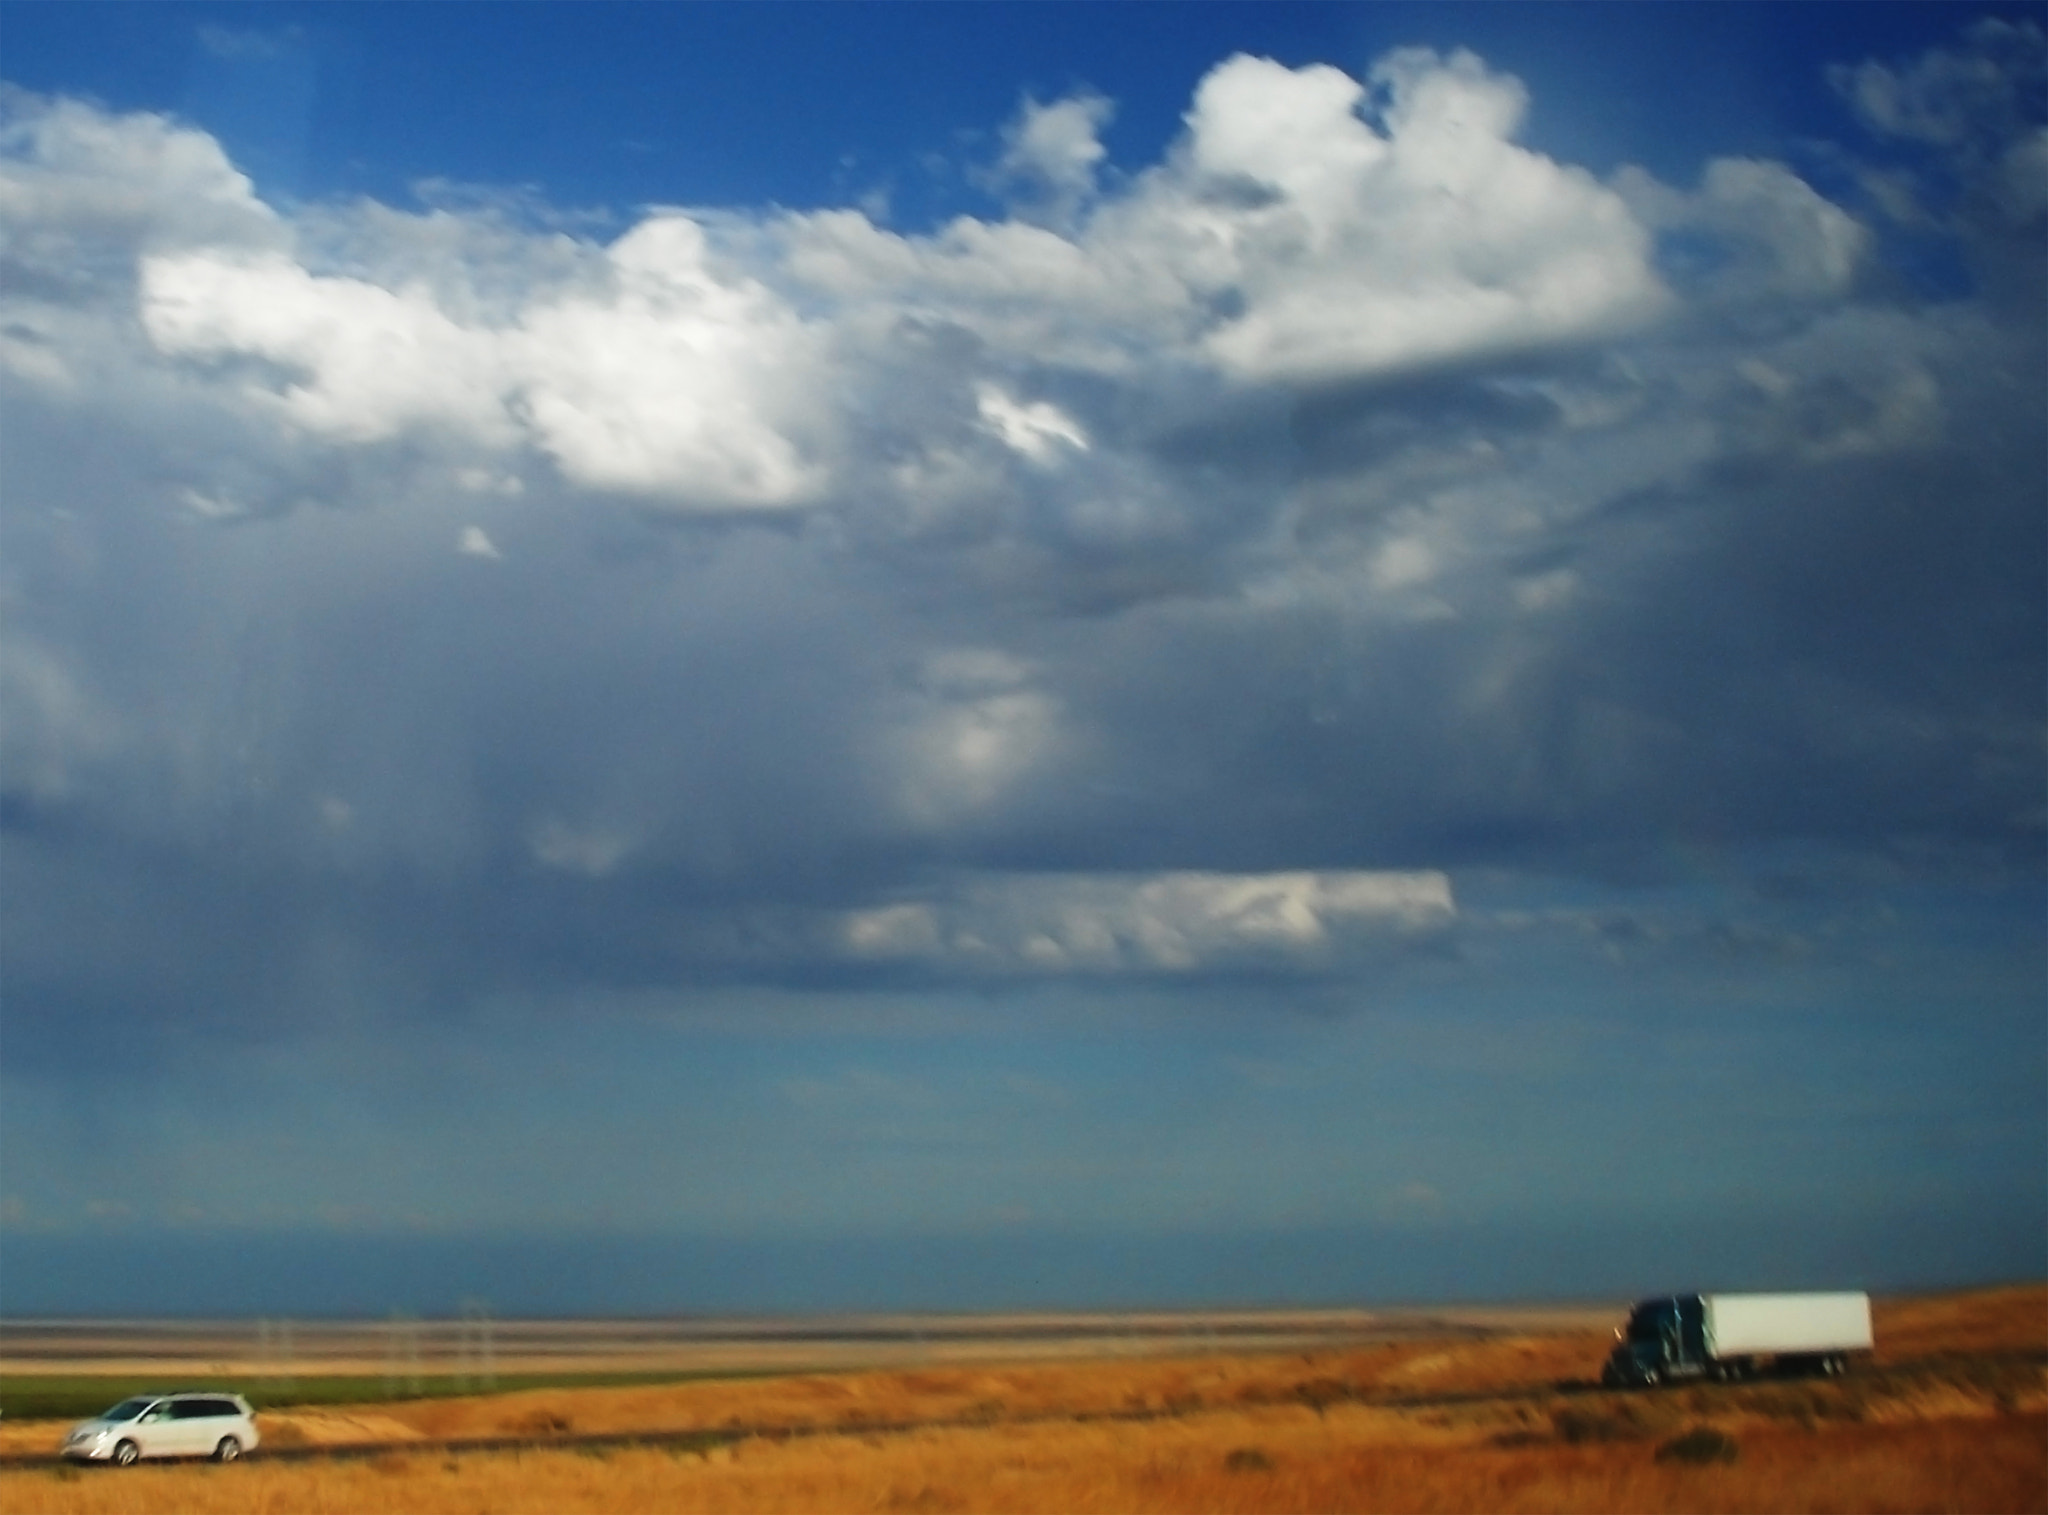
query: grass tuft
[
  {"left": 503, "top": 1410, "right": 574, "bottom": 1437},
  {"left": 1655, "top": 1425, "right": 1739, "bottom": 1465}
]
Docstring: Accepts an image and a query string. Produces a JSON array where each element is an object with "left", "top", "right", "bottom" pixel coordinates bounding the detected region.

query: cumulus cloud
[
  {"left": 0, "top": 86, "right": 278, "bottom": 262},
  {"left": 1618, "top": 157, "right": 1868, "bottom": 306},
  {"left": 77, "top": 41, "right": 1666, "bottom": 535},
  {"left": 988, "top": 91, "right": 1115, "bottom": 226},
  {"left": 774, "top": 50, "right": 1669, "bottom": 389},
  {"left": 512, "top": 216, "right": 827, "bottom": 507},
  {"left": 1830, "top": 18, "right": 2045, "bottom": 150},
  {"left": 141, "top": 250, "right": 518, "bottom": 444},
  {"left": 1174, "top": 51, "right": 1668, "bottom": 381},
  {"left": 1826, "top": 20, "right": 2047, "bottom": 256},
  {"left": 134, "top": 213, "right": 827, "bottom": 509}
]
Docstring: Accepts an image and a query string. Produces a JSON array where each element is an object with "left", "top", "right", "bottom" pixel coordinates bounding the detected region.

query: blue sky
[{"left": 1, "top": 3, "right": 2042, "bottom": 1317}]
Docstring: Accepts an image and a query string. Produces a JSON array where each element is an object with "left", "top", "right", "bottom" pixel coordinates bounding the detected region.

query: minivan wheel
[
  {"left": 112, "top": 1440, "right": 139, "bottom": 1467},
  {"left": 214, "top": 1436, "right": 242, "bottom": 1463}
]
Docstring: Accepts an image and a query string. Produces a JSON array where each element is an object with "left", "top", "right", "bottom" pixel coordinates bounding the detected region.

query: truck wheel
[{"left": 1640, "top": 1366, "right": 1661, "bottom": 1387}]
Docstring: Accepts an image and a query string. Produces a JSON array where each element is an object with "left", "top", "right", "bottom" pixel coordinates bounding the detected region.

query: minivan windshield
[{"left": 99, "top": 1398, "right": 155, "bottom": 1422}]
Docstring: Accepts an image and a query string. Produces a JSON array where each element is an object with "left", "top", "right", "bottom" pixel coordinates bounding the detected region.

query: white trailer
[{"left": 1705, "top": 1292, "right": 1873, "bottom": 1364}]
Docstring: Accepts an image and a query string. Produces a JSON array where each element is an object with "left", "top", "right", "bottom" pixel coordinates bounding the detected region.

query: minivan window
[{"left": 101, "top": 1398, "right": 154, "bottom": 1422}]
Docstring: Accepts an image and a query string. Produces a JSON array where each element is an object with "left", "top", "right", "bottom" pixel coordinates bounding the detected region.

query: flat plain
[{"left": 0, "top": 1284, "right": 2040, "bottom": 1513}]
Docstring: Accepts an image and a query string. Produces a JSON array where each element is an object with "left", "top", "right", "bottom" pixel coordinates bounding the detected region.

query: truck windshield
[{"left": 1626, "top": 1304, "right": 1675, "bottom": 1343}]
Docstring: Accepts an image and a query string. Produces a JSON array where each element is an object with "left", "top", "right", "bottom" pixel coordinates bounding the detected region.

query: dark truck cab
[{"left": 1605, "top": 1295, "right": 1708, "bottom": 1386}]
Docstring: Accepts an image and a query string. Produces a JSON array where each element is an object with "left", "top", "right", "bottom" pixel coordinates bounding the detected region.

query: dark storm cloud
[{"left": 1, "top": 26, "right": 2041, "bottom": 1085}]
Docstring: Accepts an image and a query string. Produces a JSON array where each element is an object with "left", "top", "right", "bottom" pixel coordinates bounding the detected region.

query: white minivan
[{"left": 62, "top": 1392, "right": 260, "bottom": 1464}]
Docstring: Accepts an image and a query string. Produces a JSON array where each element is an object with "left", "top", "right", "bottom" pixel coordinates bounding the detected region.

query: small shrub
[
  {"left": 1655, "top": 1426, "right": 1739, "bottom": 1465},
  {"left": 1552, "top": 1406, "right": 1633, "bottom": 1444},
  {"left": 1293, "top": 1377, "right": 1350, "bottom": 1414},
  {"left": 503, "top": 1409, "right": 573, "bottom": 1436},
  {"left": 1224, "top": 1446, "right": 1275, "bottom": 1473}
]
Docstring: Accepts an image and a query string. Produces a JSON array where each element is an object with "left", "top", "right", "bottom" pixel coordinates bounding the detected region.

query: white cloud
[
  {"left": 135, "top": 215, "right": 827, "bottom": 510},
  {"left": 975, "top": 382, "right": 1089, "bottom": 461},
  {"left": 512, "top": 216, "right": 826, "bottom": 508},
  {"left": 0, "top": 88, "right": 278, "bottom": 258},
  {"left": 779, "top": 206, "right": 1179, "bottom": 375},
  {"left": 842, "top": 902, "right": 943, "bottom": 956},
  {"left": 4, "top": 47, "right": 1693, "bottom": 565},
  {"left": 1369, "top": 534, "right": 1439, "bottom": 593},
  {"left": 778, "top": 50, "right": 1667, "bottom": 387},
  {"left": 1619, "top": 158, "right": 1868, "bottom": 305},
  {"left": 1173, "top": 51, "right": 1668, "bottom": 382},
  {"left": 991, "top": 92, "right": 1115, "bottom": 223},
  {"left": 842, "top": 869, "right": 1455, "bottom": 973},
  {"left": 1829, "top": 18, "right": 2046, "bottom": 149},
  {"left": 880, "top": 650, "right": 1065, "bottom": 828},
  {"left": 141, "top": 251, "right": 516, "bottom": 444}
]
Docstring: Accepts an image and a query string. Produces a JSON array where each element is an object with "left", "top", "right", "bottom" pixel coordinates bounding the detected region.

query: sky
[{"left": 0, "top": 2, "right": 2042, "bottom": 1319}]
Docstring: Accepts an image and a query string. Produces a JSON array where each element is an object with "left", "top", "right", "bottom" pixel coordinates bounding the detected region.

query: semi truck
[{"left": 1601, "top": 1292, "right": 1873, "bottom": 1387}]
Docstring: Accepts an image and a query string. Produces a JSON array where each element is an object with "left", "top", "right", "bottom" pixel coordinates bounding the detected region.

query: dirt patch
[{"left": 261, "top": 1408, "right": 424, "bottom": 1446}]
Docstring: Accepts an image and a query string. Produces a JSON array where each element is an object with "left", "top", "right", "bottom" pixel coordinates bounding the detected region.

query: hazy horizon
[{"left": 6, "top": 1196, "right": 2033, "bottom": 1319}]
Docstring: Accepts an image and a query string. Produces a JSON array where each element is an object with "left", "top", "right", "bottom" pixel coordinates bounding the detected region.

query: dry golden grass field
[{"left": 1, "top": 1284, "right": 2041, "bottom": 1514}]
